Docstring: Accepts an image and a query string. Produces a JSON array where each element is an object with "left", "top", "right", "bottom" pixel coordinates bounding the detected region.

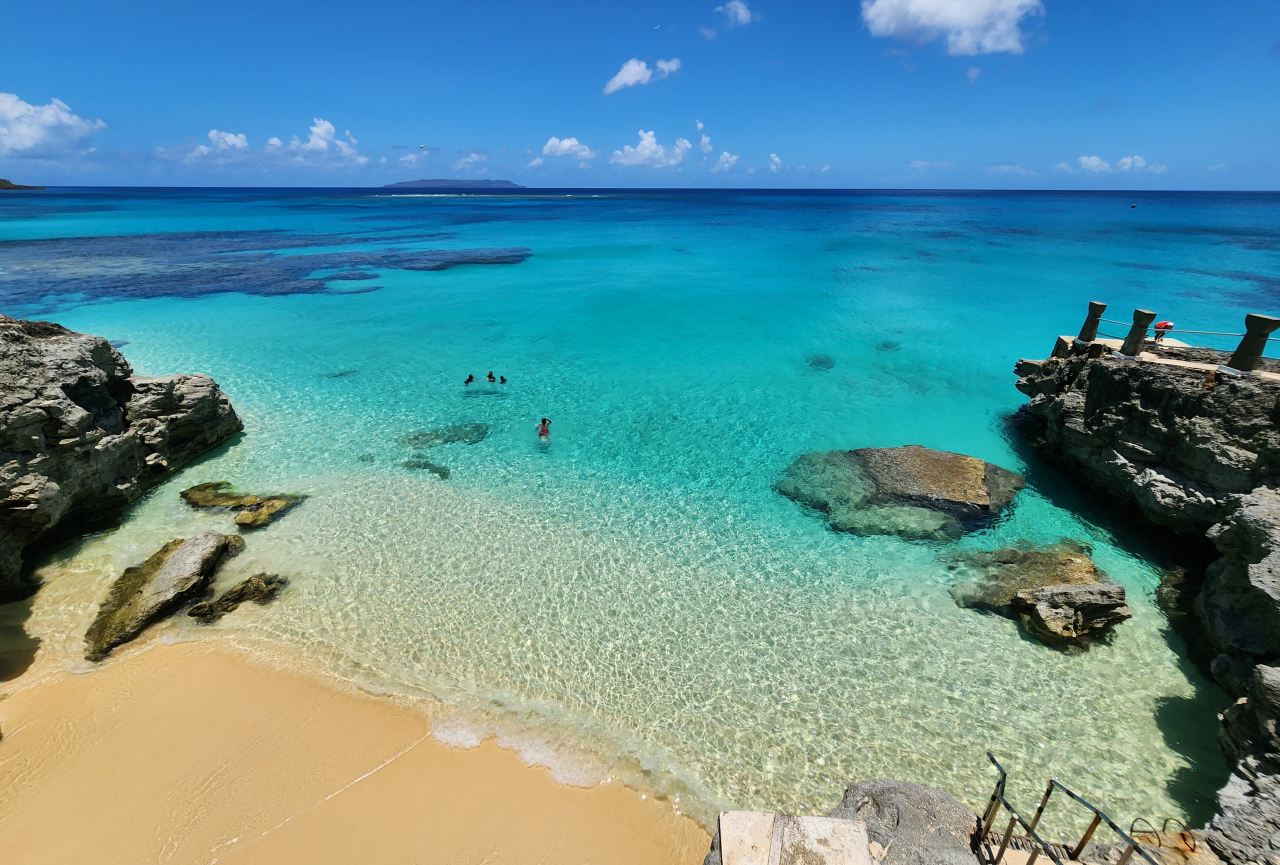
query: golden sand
[{"left": 0, "top": 640, "right": 709, "bottom": 864}]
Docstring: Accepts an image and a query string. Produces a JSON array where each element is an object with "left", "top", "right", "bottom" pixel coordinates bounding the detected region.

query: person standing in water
[
  {"left": 464, "top": 374, "right": 474, "bottom": 386},
  {"left": 487, "top": 371, "right": 496, "bottom": 383},
  {"left": 536, "top": 418, "right": 551, "bottom": 440},
  {"left": 499, "top": 375, "right": 507, "bottom": 385}
]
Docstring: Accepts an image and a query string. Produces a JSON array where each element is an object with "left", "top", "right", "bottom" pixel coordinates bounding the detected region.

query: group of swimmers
[
  {"left": 461, "top": 371, "right": 552, "bottom": 441},
  {"left": 463, "top": 371, "right": 507, "bottom": 385}
]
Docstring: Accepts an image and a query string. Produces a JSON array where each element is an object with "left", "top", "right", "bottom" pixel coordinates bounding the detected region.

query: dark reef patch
[{"left": 0, "top": 230, "right": 531, "bottom": 311}]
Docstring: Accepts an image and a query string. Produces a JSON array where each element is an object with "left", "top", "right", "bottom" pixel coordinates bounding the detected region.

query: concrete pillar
[
  {"left": 1227, "top": 314, "right": 1280, "bottom": 372},
  {"left": 1119, "top": 309, "right": 1157, "bottom": 356},
  {"left": 1077, "top": 301, "right": 1107, "bottom": 342}
]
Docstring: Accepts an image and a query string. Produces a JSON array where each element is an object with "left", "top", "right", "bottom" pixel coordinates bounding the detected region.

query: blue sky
[{"left": 2, "top": 0, "right": 1277, "bottom": 188}]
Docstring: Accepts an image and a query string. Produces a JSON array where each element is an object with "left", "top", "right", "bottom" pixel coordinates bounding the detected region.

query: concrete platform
[{"left": 719, "top": 811, "right": 872, "bottom": 865}]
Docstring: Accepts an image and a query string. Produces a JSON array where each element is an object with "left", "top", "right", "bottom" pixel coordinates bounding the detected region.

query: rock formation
[
  {"left": 776, "top": 445, "right": 1024, "bottom": 540},
  {"left": 1015, "top": 338, "right": 1280, "bottom": 863},
  {"left": 399, "top": 422, "right": 489, "bottom": 448},
  {"left": 949, "top": 542, "right": 1132, "bottom": 650},
  {"left": 180, "top": 482, "right": 304, "bottom": 529},
  {"left": 0, "top": 179, "right": 45, "bottom": 191},
  {"left": 0, "top": 316, "right": 242, "bottom": 601},
  {"left": 84, "top": 531, "right": 243, "bottom": 660},
  {"left": 188, "top": 573, "right": 288, "bottom": 623}
]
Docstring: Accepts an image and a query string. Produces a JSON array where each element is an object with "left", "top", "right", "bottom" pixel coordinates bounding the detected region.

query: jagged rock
[
  {"left": 776, "top": 445, "right": 1024, "bottom": 540},
  {"left": 180, "top": 482, "right": 304, "bottom": 530},
  {"left": 1197, "top": 488, "right": 1280, "bottom": 661},
  {"left": 950, "top": 542, "right": 1131, "bottom": 650},
  {"left": 399, "top": 422, "right": 488, "bottom": 448},
  {"left": 0, "top": 316, "right": 242, "bottom": 601},
  {"left": 189, "top": 573, "right": 288, "bottom": 623},
  {"left": 84, "top": 531, "right": 243, "bottom": 660},
  {"left": 827, "top": 779, "right": 979, "bottom": 865}
]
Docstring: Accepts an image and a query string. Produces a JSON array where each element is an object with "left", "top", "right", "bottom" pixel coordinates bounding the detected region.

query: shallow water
[{"left": 6, "top": 188, "right": 1279, "bottom": 833}]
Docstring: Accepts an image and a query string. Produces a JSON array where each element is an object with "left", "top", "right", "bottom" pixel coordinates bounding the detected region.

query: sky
[{"left": 1, "top": 0, "right": 1278, "bottom": 189}]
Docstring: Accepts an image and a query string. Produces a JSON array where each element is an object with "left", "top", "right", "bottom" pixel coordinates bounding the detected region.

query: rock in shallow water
[
  {"left": 775, "top": 445, "right": 1024, "bottom": 540},
  {"left": 189, "top": 573, "right": 288, "bottom": 623},
  {"left": 84, "top": 531, "right": 243, "bottom": 660},
  {"left": 949, "top": 542, "right": 1132, "bottom": 650},
  {"left": 180, "top": 482, "right": 305, "bottom": 529},
  {"left": 399, "top": 422, "right": 489, "bottom": 448}
]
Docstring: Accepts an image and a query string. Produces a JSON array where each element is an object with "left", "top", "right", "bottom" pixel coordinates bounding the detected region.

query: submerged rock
[
  {"left": 807, "top": 353, "right": 836, "bottom": 370},
  {"left": 84, "top": 531, "right": 243, "bottom": 660},
  {"left": 401, "top": 458, "right": 451, "bottom": 479},
  {"left": 399, "top": 422, "right": 489, "bottom": 448},
  {"left": 949, "top": 542, "right": 1132, "bottom": 650},
  {"left": 0, "top": 315, "right": 242, "bottom": 602},
  {"left": 180, "top": 482, "right": 304, "bottom": 529},
  {"left": 189, "top": 573, "right": 288, "bottom": 623},
  {"left": 775, "top": 445, "right": 1024, "bottom": 540}
]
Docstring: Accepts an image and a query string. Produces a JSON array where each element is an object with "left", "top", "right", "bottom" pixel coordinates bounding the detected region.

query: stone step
[{"left": 718, "top": 810, "right": 873, "bottom": 865}]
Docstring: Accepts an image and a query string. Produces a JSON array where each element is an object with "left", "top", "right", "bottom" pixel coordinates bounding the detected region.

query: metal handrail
[
  {"left": 1098, "top": 318, "right": 1280, "bottom": 342},
  {"left": 1045, "top": 780, "right": 1162, "bottom": 865}
]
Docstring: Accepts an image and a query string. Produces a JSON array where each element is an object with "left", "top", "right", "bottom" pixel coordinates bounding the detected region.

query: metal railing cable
[{"left": 1098, "top": 318, "right": 1280, "bottom": 342}]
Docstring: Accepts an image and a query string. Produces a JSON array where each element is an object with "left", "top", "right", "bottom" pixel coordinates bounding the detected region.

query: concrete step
[{"left": 718, "top": 810, "right": 873, "bottom": 865}]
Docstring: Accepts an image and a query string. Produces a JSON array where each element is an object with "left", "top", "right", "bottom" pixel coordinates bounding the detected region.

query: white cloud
[
  {"left": 1115, "top": 154, "right": 1167, "bottom": 173},
  {"left": 908, "top": 159, "right": 955, "bottom": 169},
  {"left": 0, "top": 92, "right": 106, "bottom": 157},
  {"left": 609, "top": 130, "right": 692, "bottom": 167},
  {"left": 769, "top": 153, "right": 781, "bottom": 172},
  {"left": 861, "top": 0, "right": 1044, "bottom": 55},
  {"left": 267, "top": 136, "right": 283, "bottom": 148},
  {"left": 603, "top": 58, "right": 681, "bottom": 94},
  {"left": 163, "top": 118, "right": 369, "bottom": 169},
  {"left": 1209, "top": 163, "right": 1227, "bottom": 172},
  {"left": 1053, "top": 162, "right": 1075, "bottom": 173},
  {"left": 966, "top": 66, "right": 982, "bottom": 82},
  {"left": 716, "top": 1, "right": 759, "bottom": 26},
  {"left": 542, "top": 136, "right": 599, "bottom": 159},
  {"left": 527, "top": 156, "right": 544, "bottom": 167},
  {"left": 184, "top": 129, "right": 251, "bottom": 162},
  {"left": 700, "top": 134, "right": 713, "bottom": 153},
  {"left": 399, "top": 152, "right": 427, "bottom": 167},
  {"left": 709, "top": 151, "right": 739, "bottom": 173},
  {"left": 454, "top": 151, "right": 487, "bottom": 170},
  {"left": 1078, "top": 155, "right": 1111, "bottom": 173},
  {"left": 989, "top": 164, "right": 1036, "bottom": 176},
  {"left": 699, "top": 25, "right": 718, "bottom": 40}
]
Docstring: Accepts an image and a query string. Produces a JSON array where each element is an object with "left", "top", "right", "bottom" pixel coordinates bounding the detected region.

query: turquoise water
[{"left": 5, "top": 189, "right": 1279, "bottom": 832}]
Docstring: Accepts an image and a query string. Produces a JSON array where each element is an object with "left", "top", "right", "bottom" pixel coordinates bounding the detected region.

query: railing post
[
  {"left": 1119, "top": 309, "right": 1157, "bottom": 356},
  {"left": 1071, "top": 814, "right": 1103, "bottom": 860},
  {"left": 1227, "top": 314, "right": 1280, "bottom": 372},
  {"left": 1077, "top": 301, "right": 1107, "bottom": 342},
  {"left": 993, "top": 814, "right": 1018, "bottom": 865},
  {"left": 1027, "top": 782, "right": 1054, "bottom": 833}
]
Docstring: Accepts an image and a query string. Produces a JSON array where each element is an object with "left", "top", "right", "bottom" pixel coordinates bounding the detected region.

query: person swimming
[
  {"left": 487, "top": 371, "right": 496, "bottom": 383},
  {"left": 464, "top": 374, "right": 474, "bottom": 386},
  {"left": 499, "top": 375, "right": 507, "bottom": 384},
  {"left": 536, "top": 417, "right": 551, "bottom": 440}
]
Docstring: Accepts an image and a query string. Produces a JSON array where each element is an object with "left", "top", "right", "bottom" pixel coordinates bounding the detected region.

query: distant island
[
  {"left": 0, "top": 178, "right": 45, "bottom": 191},
  {"left": 383, "top": 179, "right": 524, "bottom": 190}
]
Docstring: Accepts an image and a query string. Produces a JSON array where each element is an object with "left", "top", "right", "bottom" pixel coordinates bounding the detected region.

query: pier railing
[
  {"left": 1072, "top": 301, "right": 1280, "bottom": 372},
  {"left": 977, "top": 754, "right": 1162, "bottom": 865}
]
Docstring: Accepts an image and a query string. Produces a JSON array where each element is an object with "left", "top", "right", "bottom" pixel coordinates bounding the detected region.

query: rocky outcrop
[
  {"left": 0, "top": 179, "right": 45, "bottom": 191},
  {"left": 0, "top": 316, "right": 242, "bottom": 601},
  {"left": 950, "top": 543, "right": 1132, "bottom": 650},
  {"left": 180, "top": 482, "right": 304, "bottom": 529},
  {"left": 188, "top": 573, "right": 287, "bottom": 623},
  {"left": 84, "top": 531, "right": 243, "bottom": 660},
  {"left": 776, "top": 445, "right": 1024, "bottom": 540},
  {"left": 1207, "top": 664, "right": 1280, "bottom": 865}
]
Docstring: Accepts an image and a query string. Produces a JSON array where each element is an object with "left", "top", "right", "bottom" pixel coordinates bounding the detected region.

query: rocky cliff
[
  {"left": 0, "top": 316, "right": 242, "bottom": 601},
  {"left": 1014, "top": 338, "right": 1280, "bottom": 864}
]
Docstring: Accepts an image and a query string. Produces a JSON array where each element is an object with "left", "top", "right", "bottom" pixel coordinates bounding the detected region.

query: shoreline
[{"left": 0, "top": 637, "right": 709, "bottom": 864}]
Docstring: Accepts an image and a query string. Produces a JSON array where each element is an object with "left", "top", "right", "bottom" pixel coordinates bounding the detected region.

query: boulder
[
  {"left": 401, "top": 458, "right": 451, "bottom": 479},
  {"left": 0, "top": 316, "right": 242, "bottom": 601},
  {"left": 776, "top": 446, "right": 1024, "bottom": 540},
  {"left": 827, "top": 779, "right": 979, "bottom": 865},
  {"left": 84, "top": 531, "right": 242, "bottom": 660},
  {"left": 399, "top": 422, "right": 488, "bottom": 448},
  {"left": 189, "top": 573, "right": 288, "bottom": 623},
  {"left": 950, "top": 542, "right": 1131, "bottom": 650},
  {"left": 180, "top": 482, "right": 304, "bottom": 530}
]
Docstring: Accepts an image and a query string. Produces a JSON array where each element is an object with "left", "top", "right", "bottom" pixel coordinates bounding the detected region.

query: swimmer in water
[
  {"left": 464, "top": 374, "right": 474, "bottom": 386},
  {"left": 536, "top": 417, "right": 551, "bottom": 440},
  {"left": 487, "top": 371, "right": 496, "bottom": 383},
  {"left": 499, "top": 375, "right": 507, "bottom": 385}
]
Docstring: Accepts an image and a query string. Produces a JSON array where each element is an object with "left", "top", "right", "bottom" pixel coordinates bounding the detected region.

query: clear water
[{"left": 6, "top": 188, "right": 1279, "bottom": 834}]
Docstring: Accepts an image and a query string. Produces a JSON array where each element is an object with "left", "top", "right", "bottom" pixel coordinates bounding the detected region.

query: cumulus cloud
[
  {"left": 1077, "top": 155, "right": 1111, "bottom": 173},
  {"left": 700, "top": 134, "right": 713, "bottom": 153},
  {"left": 168, "top": 117, "right": 368, "bottom": 168},
  {"left": 861, "top": 0, "right": 1044, "bottom": 55},
  {"left": 716, "top": 1, "right": 759, "bottom": 26},
  {"left": 185, "top": 129, "right": 250, "bottom": 162},
  {"left": 542, "top": 136, "right": 599, "bottom": 159},
  {"left": 603, "top": 58, "right": 681, "bottom": 94},
  {"left": 1115, "top": 154, "right": 1167, "bottom": 173},
  {"left": 609, "top": 130, "right": 692, "bottom": 167},
  {"left": 989, "top": 164, "right": 1036, "bottom": 176},
  {"left": 967, "top": 66, "right": 982, "bottom": 82},
  {"left": 0, "top": 92, "right": 106, "bottom": 157},
  {"left": 769, "top": 153, "right": 781, "bottom": 172},
  {"left": 454, "top": 151, "right": 487, "bottom": 171},
  {"left": 1053, "top": 162, "right": 1075, "bottom": 173},
  {"left": 709, "top": 151, "right": 739, "bottom": 173},
  {"left": 699, "top": 25, "right": 718, "bottom": 40}
]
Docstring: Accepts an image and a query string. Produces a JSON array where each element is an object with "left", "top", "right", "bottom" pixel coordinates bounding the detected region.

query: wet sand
[{"left": 0, "top": 640, "right": 710, "bottom": 865}]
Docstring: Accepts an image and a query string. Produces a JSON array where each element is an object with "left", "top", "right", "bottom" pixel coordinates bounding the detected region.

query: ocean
[{"left": 5, "top": 187, "right": 1279, "bottom": 834}]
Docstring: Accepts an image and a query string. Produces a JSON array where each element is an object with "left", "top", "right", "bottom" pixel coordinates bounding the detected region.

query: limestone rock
[
  {"left": 189, "top": 573, "right": 288, "bottom": 623},
  {"left": 0, "top": 316, "right": 242, "bottom": 601},
  {"left": 84, "top": 531, "right": 242, "bottom": 660},
  {"left": 950, "top": 542, "right": 1131, "bottom": 650},
  {"left": 399, "top": 422, "right": 488, "bottom": 448},
  {"left": 826, "top": 779, "right": 979, "bottom": 865},
  {"left": 180, "top": 482, "right": 304, "bottom": 530},
  {"left": 776, "top": 446, "right": 1024, "bottom": 540}
]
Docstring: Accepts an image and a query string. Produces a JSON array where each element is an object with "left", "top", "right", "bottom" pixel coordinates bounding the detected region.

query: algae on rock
[
  {"left": 189, "top": 573, "right": 288, "bottom": 623},
  {"left": 180, "top": 482, "right": 304, "bottom": 529}
]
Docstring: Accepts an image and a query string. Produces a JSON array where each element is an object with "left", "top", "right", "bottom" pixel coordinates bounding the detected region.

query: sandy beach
[{"left": 0, "top": 639, "right": 709, "bottom": 865}]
